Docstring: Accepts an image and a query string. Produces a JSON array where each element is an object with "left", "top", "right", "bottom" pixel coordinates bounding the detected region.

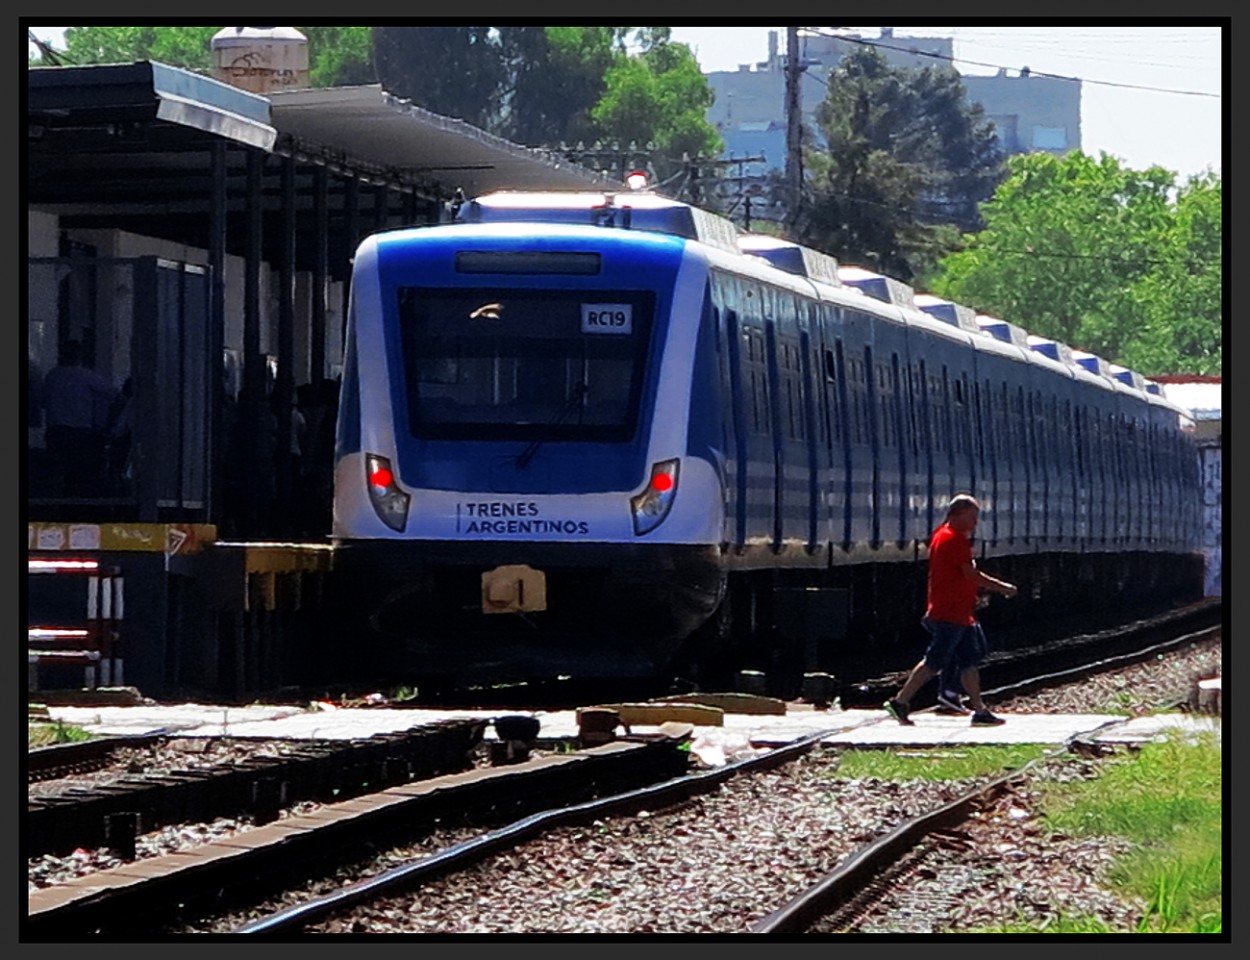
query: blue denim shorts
[{"left": 921, "top": 617, "right": 987, "bottom": 672}]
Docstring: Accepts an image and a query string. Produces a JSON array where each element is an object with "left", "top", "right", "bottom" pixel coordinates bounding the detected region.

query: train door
[
  {"left": 711, "top": 279, "right": 745, "bottom": 551},
  {"left": 902, "top": 351, "right": 925, "bottom": 549},
  {"left": 739, "top": 285, "right": 776, "bottom": 557},
  {"left": 761, "top": 288, "right": 784, "bottom": 552},
  {"left": 721, "top": 303, "right": 749, "bottom": 552},
  {"left": 867, "top": 319, "right": 906, "bottom": 550},
  {"left": 888, "top": 349, "right": 909, "bottom": 547},
  {"left": 1059, "top": 396, "right": 1074, "bottom": 545},
  {"left": 818, "top": 308, "right": 853, "bottom": 553},
  {"left": 832, "top": 334, "right": 854, "bottom": 551},
  {"left": 841, "top": 318, "right": 874, "bottom": 553},
  {"left": 982, "top": 374, "right": 1000, "bottom": 545},
  {"left": 767, "top": 291, "right": 812, "bottom": 556},
  {"left": 1094, "top": 404, "right": 1111, "bottom": 546},
  {"left": 956, "top": 365, "right": 975, "bottom": 497},
  {"left": 1074, "top": 402, "right": 1089, "bottom": 543},
  {"left": 863, "top": 344, "right": 881, "bottom": 548},
  {"left": 917, "top": 356, "right": 937, "bottom": 539},
  {"left": 1030, "top": 385, "right": 1048, "bottom": 545},
  {"left": 799, "top": 302, "right": 822, "bottom": 553},
  {"left": 1016, "top": 385, "right": 1032, "bottom": 543}
]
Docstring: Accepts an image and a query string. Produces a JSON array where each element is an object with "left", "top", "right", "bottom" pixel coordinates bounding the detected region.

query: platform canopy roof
[
  {"left": 27, "top": 62, "right": 621, "bottom": 274},
  {"left": 266, "top": 85, "right": 620, "bottom": 198}
]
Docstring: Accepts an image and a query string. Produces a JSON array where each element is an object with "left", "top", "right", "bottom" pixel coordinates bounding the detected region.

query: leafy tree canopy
[
  {"left": 799, "top": 47, "right": 1005, "bottom": 283},
  {"left": 44, "top": 25, "right": 721, "bottom": 198},
  {"left": 929, "top": 151, "right": 1220, "bottom": 376},
  {"left": 53, "top": 25, "right": 375, "bottom": 87},
  {"left": 375, "top": 26, "right": 720, "bottom": 193}
]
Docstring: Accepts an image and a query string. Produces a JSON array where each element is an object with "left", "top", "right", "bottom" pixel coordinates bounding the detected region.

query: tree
[
  {"left": 590, "top": 40, "right": 723, "bottom": 188},
  {"left": 55, "top": 25, "right": 374, "bottom": 87},
  {"left": 799, "top": 48, "right": 1005, "bottom": 282},
  {"left": 501, "top": 26, "right": 629, "bottom": 147},
  {"left": 928, "top": 151, "right": 1219, "bottom": 375},
  {"left": 373, "top": 26, "right": 506, "bottom": 129},
  {"left": 374, "top": 26, "right": 720, "bottom": 196},
  {"left": 62, "top": 26, "right": 217, "bottom": 71},
  {"left": 1119, "top": 173, "right": 1222, "bottom": 375}
]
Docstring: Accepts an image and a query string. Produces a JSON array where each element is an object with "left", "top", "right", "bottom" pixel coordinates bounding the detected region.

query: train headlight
[
  {"left": 366, "top": 454, "right": 410, "bottom": 532},
  {"left": 630, "top": 459, "right": 679, "bottom": 536}
]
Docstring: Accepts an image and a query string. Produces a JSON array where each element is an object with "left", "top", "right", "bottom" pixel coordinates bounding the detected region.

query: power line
[
  {"left": 805, "top": 29, "right": 1219, "bottom": 99},
  {"left": 27, "top": 28, "right": 70, "bottom": 66}
]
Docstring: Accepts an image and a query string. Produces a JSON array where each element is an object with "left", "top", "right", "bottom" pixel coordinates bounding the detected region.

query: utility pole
[{"left": 784, "top": 26, "right": 803, "bottom": 238}]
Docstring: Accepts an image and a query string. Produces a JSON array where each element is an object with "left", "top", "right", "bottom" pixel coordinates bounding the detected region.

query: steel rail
[
  {"left": 27, "top": 733, "right": 167, "bottom": 783},
  {"left": 233, "top": 725, "right": 848, "bottom": 935},
  {"left": 749, "top": 738, "right": 1103, "bottom": 935},
  {"left": 984, "top": 623, "right": 1222, "bottom": 700}
]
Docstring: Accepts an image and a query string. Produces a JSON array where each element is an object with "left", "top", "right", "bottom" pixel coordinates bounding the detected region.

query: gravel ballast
[{"left": 28, "top": 636, "right": 1221, "bottom": 934}]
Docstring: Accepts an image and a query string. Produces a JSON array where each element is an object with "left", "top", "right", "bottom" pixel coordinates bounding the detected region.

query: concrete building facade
[
  {"left": 704, "top": 28, "right": 1081, "bottom": 180},
  {"left": 1155, "top": 376, "right": 1222, "bottom": 598}
]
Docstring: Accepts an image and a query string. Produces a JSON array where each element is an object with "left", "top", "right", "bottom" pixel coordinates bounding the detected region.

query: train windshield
[{"left": 398, "top": 287, "right": 656, "bottom": 442}]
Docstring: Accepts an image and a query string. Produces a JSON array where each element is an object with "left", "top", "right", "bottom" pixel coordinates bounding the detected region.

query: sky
[
  {"left": 667, "top": 25, "right": 1223, "bottom": 182},
  {"left": 27, "top": 23, "right": 1224, "bottom": 182}
]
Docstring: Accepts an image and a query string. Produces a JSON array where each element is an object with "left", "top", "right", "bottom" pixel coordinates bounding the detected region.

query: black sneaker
[
  {"left": 970, "top": 710, "right": 1006, "bottom": 726},
  {"left": 935, "top": 691, "right": 972, "bottom": 715},
  {"left": 885, "top": 699, "right": 914, "bottom": 726}
]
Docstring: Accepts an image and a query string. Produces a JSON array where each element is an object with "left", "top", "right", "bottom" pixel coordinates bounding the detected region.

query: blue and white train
[{"left": 329, "top": 187, "right": 1203, "bottom": 693}]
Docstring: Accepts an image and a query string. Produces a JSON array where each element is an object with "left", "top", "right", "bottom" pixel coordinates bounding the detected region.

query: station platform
[{"left": 37, "top": 700, "right": 1220, "bottom": 755}]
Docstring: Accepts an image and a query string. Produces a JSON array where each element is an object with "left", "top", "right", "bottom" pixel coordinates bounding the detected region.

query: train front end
[{"left": 330, "top": 208, "right": 726, "bottom": 688}]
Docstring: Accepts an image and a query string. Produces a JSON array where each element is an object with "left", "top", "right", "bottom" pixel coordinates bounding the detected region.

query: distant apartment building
[{"left": 704, "top": 28, "right": 1081, "bottom": 177}]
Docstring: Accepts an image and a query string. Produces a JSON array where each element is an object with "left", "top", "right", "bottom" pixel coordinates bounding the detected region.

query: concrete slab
[
  {"left": 43, "top": 702, "right": 309, "bottom": 736},
  {"left": 1090, "top": 714, "right": 1221, "bottom": 745},
  {"left": 44, "top": 702, "right": 1207, "bottom": 751}
]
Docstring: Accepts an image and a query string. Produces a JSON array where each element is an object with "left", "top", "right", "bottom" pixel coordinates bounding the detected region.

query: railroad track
[
  {"left": 27, "top": 719, "right": 488, "bottom": 859},
  {"left": 750, "top": 753, "right": 1055, "bottom": 933},
  {"left": 26, "top": 602, "right": 1219, "bottom": 937},
  {"left": 839, "top": 597, "right": 1221, "bottom": 708},
  {"left": 26, "top": 735, "right": 692, "bottom": 939},
  {"left": 28, "top": 734, "right": 167, "bottom": 784}
]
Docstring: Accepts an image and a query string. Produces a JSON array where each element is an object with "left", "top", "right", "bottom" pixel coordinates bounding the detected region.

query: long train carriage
[{"left": 328, "top": 187, "right": 1203, "bottom": 694}]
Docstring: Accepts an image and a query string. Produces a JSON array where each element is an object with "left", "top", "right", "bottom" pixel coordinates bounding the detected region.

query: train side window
[
  {"left": 877, "top": 362, "right": 895, "bottom": 448},
  {"left": 953, "top": 374, "right": 968, "bottom": 457},
  {"left": 832, "top": 338, "right": 847, "bottom": 445},
  {"left": 973, "top": 380, "right": 986, "bottom": 469},
  {"left": 915, "top": 367, "right": 925, "bottom": 457},
  {"left": 853, "top": 358, "right": 867, "bottom": 446}
]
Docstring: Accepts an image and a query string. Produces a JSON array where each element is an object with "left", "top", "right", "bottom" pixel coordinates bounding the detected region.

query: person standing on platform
[
  {"left": 41, "top": 339, "right": 118, "bottom": 497},
  {"left": 886, "top": 494, "right": 1018, "bottom": 727}
]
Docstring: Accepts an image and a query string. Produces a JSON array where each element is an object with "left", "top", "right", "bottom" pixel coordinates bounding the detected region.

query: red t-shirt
[{"left": 926, "top": 522, "right": 978, "bottom": 625}]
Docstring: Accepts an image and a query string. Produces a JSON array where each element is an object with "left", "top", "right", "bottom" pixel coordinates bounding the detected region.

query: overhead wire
[{"left": 802, "top": 28, "right": 1219, "bottom": 99}]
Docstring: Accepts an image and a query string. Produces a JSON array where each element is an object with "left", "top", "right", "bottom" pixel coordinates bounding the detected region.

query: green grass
[
  {"left": 831, "top": 743, "right": 1047, "bottom": 782},
  {"left": 981, "top": 730, "right": 1223, "bottom": 934},
  {"left": 828, "top": 732, "right": 1222, "bottom": 934},
  {"left": 28, "top": 720, "right": 94, "bottom": 747}
]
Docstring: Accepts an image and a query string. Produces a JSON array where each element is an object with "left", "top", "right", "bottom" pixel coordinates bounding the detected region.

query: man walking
[{"left": 886, "top": 494, "right": 1018, "bottom": 726}]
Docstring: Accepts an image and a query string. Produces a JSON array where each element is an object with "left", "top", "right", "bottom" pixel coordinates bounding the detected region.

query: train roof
[
  {"left": 1026, "top": 334, "right": 1076, "bottom": 367},
  {"left": 736, "top": 235, "right": 842, "bottom": 286},
  {"left": 975, "top": 314, "right": 1034, "bottom": 351},
  {"left": 449, "top": 191, "right": 1170, "bottom": 415},
  {"left": 837, "top": 266, "right": 916, "bottom": 309},
  {"left": 913, "top": 294, "right": 982, "bottom": 336},
  {"left": 457, "top": 190, "right": 742, "bottom": 255},
  {"left": 1108, "top": 363, "right": 1147, "bottom": 391}
]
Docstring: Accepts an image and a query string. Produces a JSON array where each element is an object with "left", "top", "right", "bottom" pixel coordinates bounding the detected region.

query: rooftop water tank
[{"left": 211, "top": 27, "right": 309, "bottom": 95}]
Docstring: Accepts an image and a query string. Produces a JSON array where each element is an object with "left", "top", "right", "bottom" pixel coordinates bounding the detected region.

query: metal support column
[
  {"left": 208, "top": 142, "right": 228, "bottom": 529},
  {"left": 311, "top": 166, "right": 328, "bottom": 385},
  {"left": 276, "top": 156, "right": 297, "bottom": 536},
  {"left": 243, "top": 150, "right": 265, "bottom": 536}
]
